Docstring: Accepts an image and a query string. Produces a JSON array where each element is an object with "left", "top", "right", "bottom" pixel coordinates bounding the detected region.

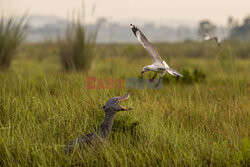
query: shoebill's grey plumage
[{"left": 65, "top": 93, "right": 132, "bottom": 154}]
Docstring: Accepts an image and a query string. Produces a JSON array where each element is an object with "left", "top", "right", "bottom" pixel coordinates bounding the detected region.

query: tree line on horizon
[
  {"left": 198, "top": 15, "right": 250, "bottom": 41},
  {"left": 0, "top": 13, "right": 250, "bottom": 71}
]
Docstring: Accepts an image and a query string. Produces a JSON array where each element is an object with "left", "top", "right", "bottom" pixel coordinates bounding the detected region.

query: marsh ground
[{"left": 0, "top": 42, "right": 249, "bottom": 166}]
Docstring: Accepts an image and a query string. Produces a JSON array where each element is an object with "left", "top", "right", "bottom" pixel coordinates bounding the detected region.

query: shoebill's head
[{"left": 102, "top": 93, "right": 132, "bottom": 114}]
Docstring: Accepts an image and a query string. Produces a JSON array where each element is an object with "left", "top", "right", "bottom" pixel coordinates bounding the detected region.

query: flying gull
[
  {"left": 203, "top": 34, "right": 221, "bottom": 46},
  {"left": 130, "top": 24, "right": 183, "bottom": 87}
]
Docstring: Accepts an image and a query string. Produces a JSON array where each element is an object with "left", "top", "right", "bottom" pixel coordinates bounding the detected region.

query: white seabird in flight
[
  {"left": 130, "top": 24, "right": 183, "bottom": 87},
  {"left": 203, "top": 34, "right": 221, "bottom": 46}
]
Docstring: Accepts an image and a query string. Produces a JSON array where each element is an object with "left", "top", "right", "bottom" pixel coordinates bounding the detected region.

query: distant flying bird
[
  {"left": 203, "top": 34, "right": 221, "bottom": 46},
  {"left": 130, "top": 24, "right": 183, "bottom": 87}
]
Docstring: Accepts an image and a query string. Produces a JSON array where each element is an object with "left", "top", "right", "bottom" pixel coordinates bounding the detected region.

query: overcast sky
[{"left": 1, "top": 0, "right": 249, "bottom": 25}]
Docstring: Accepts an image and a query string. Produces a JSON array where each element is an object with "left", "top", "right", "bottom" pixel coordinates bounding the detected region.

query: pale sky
[{"left": 1, "top": 0, "right": 250, "bottom": 25}]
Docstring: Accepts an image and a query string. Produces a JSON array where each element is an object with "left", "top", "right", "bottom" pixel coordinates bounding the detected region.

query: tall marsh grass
[
  {"left": 0, "top": 42, "right": 249, "bottom": 166},
  {"left": 0, "top": 15, "right": 27, "bottom": 70},
  {"left": 58, "top": 17, "right": 97, "bottom": 72}
]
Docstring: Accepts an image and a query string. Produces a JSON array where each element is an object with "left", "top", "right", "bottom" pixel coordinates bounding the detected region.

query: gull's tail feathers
[{"left": 166, "top": 68, "right": 183, "bottom": 78}]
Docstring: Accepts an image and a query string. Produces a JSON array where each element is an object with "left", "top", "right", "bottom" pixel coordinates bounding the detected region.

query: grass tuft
[
  {"left": 0, "top": 15, "right": 27, "bottom": 70},
  {"left": 58, "top": 15, "right": 97, "bottom": 72}
]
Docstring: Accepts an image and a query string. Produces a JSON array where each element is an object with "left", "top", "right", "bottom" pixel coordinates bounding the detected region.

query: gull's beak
[{"left": 116, "top": 93, "right": 132, "bottom": 111}]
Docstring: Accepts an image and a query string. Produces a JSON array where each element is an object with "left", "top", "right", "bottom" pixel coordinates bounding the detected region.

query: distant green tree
[
  {"left": 227, "top": 16, "right": 239, "bottom": 29},
  {"left": 229, "top": 16, "right": 250, "bottom": 41},
  {"left": 197, "top": 20, "right": 216, "bottom": 38}
]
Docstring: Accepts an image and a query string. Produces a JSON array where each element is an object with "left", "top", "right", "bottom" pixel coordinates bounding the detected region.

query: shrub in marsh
[
  {"left": 58, "top": 17, "right": 97, "bottom": 72},
  {"left": 0, "top": 16, "right": 27, "bottom": 70},
  {"left": 181, "top": 68, "right": 206, "bottom": 83},
  {"left": 162, "top": 68, "right": 206, "bottom": 84}
]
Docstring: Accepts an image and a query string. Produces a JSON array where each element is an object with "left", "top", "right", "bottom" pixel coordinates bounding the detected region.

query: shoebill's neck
[{"left": 98, "top": 111, "right": 116, "bottom": 139}]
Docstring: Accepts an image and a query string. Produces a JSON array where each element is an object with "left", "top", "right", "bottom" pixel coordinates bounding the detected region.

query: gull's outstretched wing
[{"left": 130, "top": 24, "right": 164, "bottom": 66}]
